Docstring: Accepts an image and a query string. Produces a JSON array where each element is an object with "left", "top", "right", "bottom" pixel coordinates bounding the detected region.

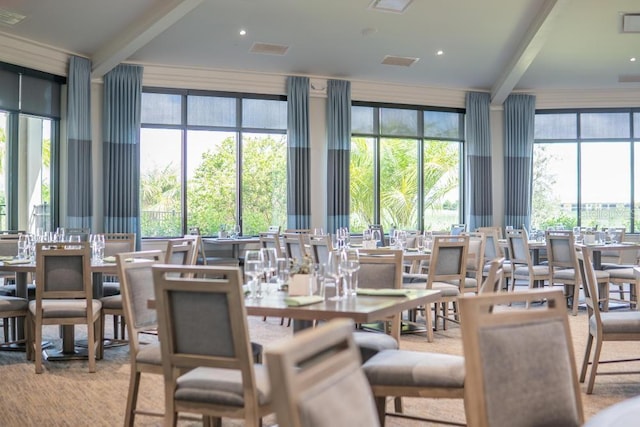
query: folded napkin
[
  {"left": 356, "top": 288, "right": 411, "bottom": 297},
  {"left": 284, "top": 295, "right": 324, "bottom": 307},
  {"left": 102, "top": 256, "right": 117, "bottom": 263},
  {"left": 0, "top": 256, "right": 14, "bottom": 261},
  {"left": 5, "top": 259, "right": 31, "bottom": 265}
]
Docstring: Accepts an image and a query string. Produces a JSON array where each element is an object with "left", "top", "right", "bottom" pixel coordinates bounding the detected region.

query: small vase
[{"left": 289, "top": 274, "right": 312, "bottom": 296}]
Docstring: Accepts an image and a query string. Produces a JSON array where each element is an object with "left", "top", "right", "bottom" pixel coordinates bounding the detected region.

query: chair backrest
[
  {"left": 117, "top": 250, "right": 163, "bottom": 356},
  {"left": 478, "top": 257, "right": 505, "bottom": 294},
  {"left": 103, "top": 233, "right": 136, "bottom": 257},
  {"left": 0, "top": 231, "right": 23, "bottom": 240},
  {"left": 463, "top": 232, "right": 486, "bottom": 273},
  {"left": 545, "top": 230, "right": 576, "bottom": 271},
  {"left": 153, "top": 264, "right": 261, "bottom": 418},
  {"left": 164, "top": 238, "right": 197, "bottom": 265},
  {"left": 368, "top": 224, "right": 385, "bottom": 246},
  {"left": 0, "top": 238, "right": 17, "bottom": 256},
  {"left": 267, "top": 225, "right": 281, "bottom": 234},
  {"left": 459, "top": 289, "right": 583, "bottom": 427},
  {"left": 182, "top": 234, "right": 206, "bottom": 265},
  {"left": 259, "top": 232, "right": 284, "bottom": 258},
  {"left": 265, "top": 319, "right": 381, "bottom": 427},
  {"left": 427, "top": 235, "right": 469, "bottom": 289},
  {"left": 309, "top": 234, "right": 333, "bottom": 265},
  {"left": 477, "top": 227, "right": 502, "bottom": 260},
  {"left": 450, "top": 224, "right": 466, "bottom": 235},
  {"left": 35, "top": 242, "right": 92, "bottom": 301},
  {"left": 356, "top": 249, "right": 403, "bottom": 290},
  {"left": 282, "top": 232, "right": 308, "bottom": 263},
  {"left": 575, "top": 249, "right": 603, "bottom": 325},
  {"left": 506, "top": 228, "right": 532, "bottom": 267}
]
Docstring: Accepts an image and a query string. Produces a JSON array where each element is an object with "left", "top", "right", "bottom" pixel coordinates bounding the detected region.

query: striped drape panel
[
  {"left": 286, "top": 76, "right": 310, "bottom": 229},
  {"left": 504, "top": 93, "right": 536, "bottom": 231},
  {"left": 103, "top": 64, "right": 143, "bottom": 249},
  {"left": 67, "top": 56, "right": 93, "bottom": 230},
  {"left": 326, "top": 79, "right": 351, "bottom": 234},
  {"left": 465, "top": 91, "right": 493, "bottom": 231}
]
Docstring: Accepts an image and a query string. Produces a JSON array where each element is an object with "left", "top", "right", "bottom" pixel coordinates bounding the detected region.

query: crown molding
[{"left": 0, "top": 31, "right": 71, "bottom": 77}]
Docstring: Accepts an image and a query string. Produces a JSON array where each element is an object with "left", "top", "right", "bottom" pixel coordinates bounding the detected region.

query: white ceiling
[{"left": 1, "top": 0, "right": 639, "bottom": 104}]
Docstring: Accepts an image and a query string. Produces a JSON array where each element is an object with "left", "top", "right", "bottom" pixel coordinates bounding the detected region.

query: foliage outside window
[
  {"left": 140, "top": 90, "right": 287, "bottom": 238},
  {"left": 350, "top": 104, "right": 463, "bottom": 233},
  {"left": 532, "top": 110, "right": 640, "bottom": 232}
]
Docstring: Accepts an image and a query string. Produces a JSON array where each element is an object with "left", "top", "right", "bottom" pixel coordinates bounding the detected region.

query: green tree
[{"left": 140, "top": 163, "right": 181, "bottom": 237}]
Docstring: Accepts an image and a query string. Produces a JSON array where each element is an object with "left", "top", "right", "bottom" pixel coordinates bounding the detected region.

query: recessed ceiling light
[
  {"left": 369, "top": 0, "right": 413, "bottom": 14},
  {"left": 436, "top": 50, "right": 444, "bottom": 56},
  {"left": 631, "top": 57, "right": 637, "bottom": 62},
  {"left": 239, "top": 29, "right": 247, "bottom": 36}
]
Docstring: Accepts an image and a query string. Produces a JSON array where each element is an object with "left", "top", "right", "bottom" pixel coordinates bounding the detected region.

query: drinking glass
[
  {"left": 312, "top": 227, "right": 325, "bottom": 236},
  {"left": 424, "top": 231, "right": 433, "bottom": 250},
  {"left": 371, "top": 229, "right": 382, "bottom": 247},
  {"left": 244, "top": 250, "right": 265, "bottom": 299},
  {"left": 90, "top": 234, "right": 105, "bottom": 262},
  {"left": 275, "top": 258, "right": 290, "bottom": 292},
  {"left": 416, "top": 234, "right": 425, "bottom": 253},
  {"left": 326, "top": 250, "right": 344, "bottom": 300},
  {"left": 340, "top": 248, "right": 360, "bottom": 296},
  {"left": 17, "top": 234, "right": 28, "bottom": 259},
  {"left": 260, "top": 247, "right": 278, "bottom": 287},
  {"left": 311, "top": 263, "right": 326, "bottom": 298}
]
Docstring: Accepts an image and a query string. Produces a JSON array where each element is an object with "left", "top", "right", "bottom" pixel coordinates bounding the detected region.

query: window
[
  {"left": 140, "top": 90, "right": 287, "bottom": 238},
  {"left": 533, "top": 110, "right": 639, "bottom": 231},
  {"left": 350, "top": 104, "right": 464, "bottom": 233}
]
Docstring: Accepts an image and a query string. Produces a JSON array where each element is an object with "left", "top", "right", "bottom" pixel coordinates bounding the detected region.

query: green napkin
[
  {"left": 356, "top": 288, "right": 411, "bottom": 297},
  {"left": 284, "top": 295, "right": 324, "bottom": 307},
  {"left": 0, "top": 256, "right": 14, "bottom": 261},
  {"left": 102, "top": 256, "right": 117, "bottom": 263},
  {"left": 5, "top": 259, "right": 31, "bottom": 265}
]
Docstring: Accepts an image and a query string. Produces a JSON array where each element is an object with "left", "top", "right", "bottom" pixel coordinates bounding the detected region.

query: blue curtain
[
  {"left": 466, "top": 92, "right": 493, "bottom": 231},
  {"left": 103, "top": 64, "right": 143, "bottom": 249},
  {"left": 326, "top": 80, "right": 351, "bottom": 233},
  {"left": 67, "top": 56, "right": 93, "bottom": 229},
  {"left": 504, "top": 93, "right": 536, "bottom": 231},
  {"left": 286, "top": 76, "right": 310, "bottom": 229}
]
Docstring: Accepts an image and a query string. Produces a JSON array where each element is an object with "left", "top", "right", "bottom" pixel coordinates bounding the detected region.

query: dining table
[
  {"left": 576, "top": 242, "right": 640, "bottom": 270},
  {"left": 0, "top": 258, "right": 119, "bottom": 357},
  {"left": 201, "top": 236, "right": 260, "bottom": 259},
  {"left": 243, "top": 289, "right": 441, "bottom": 341}
]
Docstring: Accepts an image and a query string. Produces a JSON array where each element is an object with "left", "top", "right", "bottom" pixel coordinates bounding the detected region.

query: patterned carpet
[{"left": 1, "top": 307, "right": 639, "bottom": 426}]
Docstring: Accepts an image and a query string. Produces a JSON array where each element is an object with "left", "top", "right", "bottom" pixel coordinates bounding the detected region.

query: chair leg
[
  {"left": 580, "top": 334, "right": 593, "bottom": 383},
  {"left": 425, "top": 304, "right": 434, "bottom": 342},
  {"left": 571, "top": 283, "right": 580, "bottom": 316},
  {"left": 374, "top": 396, "right": 387, "bottom": 427},
  {"left": 87, "top": 317, "right": 99, "bottom": 373},
  {"left": 125, "top": 370, "right": 142, "bottom": 427},
  {"left": 112, "top": 315, "right": 119, "bottom": 339},
  {"left": 34, "top": 317, "right": 43, "bottom": 374},
  {"left": 586, "top": 337, "right": 603, "bottom": 394}
]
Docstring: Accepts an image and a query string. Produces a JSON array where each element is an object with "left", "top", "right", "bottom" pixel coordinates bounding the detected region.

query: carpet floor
[{"left": 1, "top": 305, "right": 640, "bottom": 426}]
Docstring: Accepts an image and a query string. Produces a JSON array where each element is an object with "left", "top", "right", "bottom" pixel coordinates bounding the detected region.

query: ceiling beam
[
  {"left": 490, "top": 0, "right": 571, "bottom": 106},
  {"left": 91, "top": 0, "right": 204, "bottom": 79}
]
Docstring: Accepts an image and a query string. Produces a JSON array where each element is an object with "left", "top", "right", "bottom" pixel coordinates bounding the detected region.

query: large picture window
[
  {"left": 533, "top": 110, "right": 640, "bottom": 232},
  {"left": 350, "top": 103, "right": 464, "bottom": 233},
  {"left": 140, "top": 90, "right": 287, "bottom": 238}
]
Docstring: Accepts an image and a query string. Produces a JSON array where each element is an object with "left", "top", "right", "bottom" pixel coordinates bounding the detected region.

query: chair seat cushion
[
  {"left": 363, "top": 349, "right": 465, "bottom": 388},
  {"left": 101, "top": 282, "right": 121, "bottom": 297},
  {"left": 175, "top": 364, "right": 270, "bottom": 407},
  {"left": 431, "top": 282, "right": 460, "bottom": 297},
  {"left": 28, "top": 299, "right": 102, "bottom": 318},
  {"left": 352, "top": 331, "right": 398, "bottom": 363},
  {"left": 553, "top": 268, "right": 577, "bottom": 281},
  {"left": 0, "top": 295, "right": 28, "bottom": 311},
  {"left": 607, "top": 267, "right": 635, "bottom": 280},
  {"left": 590, "top": 311, "right": 640, "bottom": 335},
  {"left": 99, "top": 294, "right": 122, "bottom": 310},
  {"left": 514, "top": 265, "right": 549, "bottom": 279},
  {"left": 402, "top": 273, "right": 427, "bottom": 285},
  {"left": 136, "top": 342, "right": 162, "bottom": 365}
]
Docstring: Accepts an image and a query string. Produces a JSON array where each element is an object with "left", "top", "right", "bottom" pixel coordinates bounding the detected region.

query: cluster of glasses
[
  {"left": 325, "top": 248, "right": 360, "bottom": 300},
  {"left": 334, "top": 227, "right": 351, "bottom": 249},
  {"left": 244, "top": 248, "right": 284, "bottom": 299},
  {"left": 415, "top": 231, "right": 433, "bottom": 253},
  {"left": 389, "top": 230, "right": 408, "bottom": 250},
  {"left": 90, "top": 234, "right": 106, "bottom": 262},
  {"left": 362, "top": 229, "right": 382, "bottom": 249},
  {"left": 17, "top": 234, "right": 35, "bottom": 260},
  {"left": 17, "top": 228, "right": 86, "bottom": 260}
]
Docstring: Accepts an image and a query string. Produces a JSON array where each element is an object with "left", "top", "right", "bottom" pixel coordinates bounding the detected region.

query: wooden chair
[
  {"left": 0, "top": 295, "right": 28, "bottom": 350},
  {"left": 265, "top": 319, "right": 380, "bottom": 427},
  {"left": 28, "top": 242, "right": 101, "bottom": 373},
  {"left": 308, "top": 234, "right": 332, "bottom": 265},
  {"left": 462, "top": 232, "right": 486, "bottom": 293},
  {"left": 459, "top": 288, "right": 583, "bottom": 427},
  {"left": 65, "top": 227, "right": 91, "bottom": 242},
  {"left": 576, "top": 249, "right": 640, "bottom": 394},
  {"left": 164, "top": 238, "right": 198, "bottom": 266},
  {"left": 117, "top": 250, "right": 164, "bottom": 426},
  {"left": 282, "top": 232, "right": 309, "bottom": 263},
  {"left": 259, "top": 232, "right": 284, "bottom": 258},
  {"left": 153, "top": 264, "right": 272, "bottom": 426},
  {"left": 507, "top": 228, "right": 550, "bottom": 291}
]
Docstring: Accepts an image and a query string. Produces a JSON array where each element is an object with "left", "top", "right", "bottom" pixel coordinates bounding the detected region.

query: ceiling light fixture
[
  {"left": 239, "top": 29, "right": 247, "bottom": 36},
  {"left": 369, "top": 0, "right": 413, "bottom": 14},
  {"left": 436, "top": 50, "right": 444, "bottom": 56},
  {"left": 631, "top": 57, "right": 637, "bottom": 62}
]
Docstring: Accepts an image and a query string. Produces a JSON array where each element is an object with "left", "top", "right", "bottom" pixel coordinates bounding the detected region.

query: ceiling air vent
[
  {"left": 618, "top": 75, "right": 640, "bottom": 83},
  {"left": 249, "top": 42, "right": 289, "bottom": 56},
  {"left": 381, "top": 55, "right": 419, "bottom": 67},
  {"left": 0, "top": 8, "right": 26, "bottom": 25},
  {"left": 369, "top": 0, "right": 414, "bottom": 14},
  {"left": 622, "top": 13, "right": 640, "bottom": 33}
]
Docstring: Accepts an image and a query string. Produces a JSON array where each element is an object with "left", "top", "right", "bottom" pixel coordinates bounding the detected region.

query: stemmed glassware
[
  {"left": 90, "top": 234, "right": 105, "bottom": 262},
  {"left": 17, "top": 234, "right": 28, "bottom": 259},
  {"left": 260, "top": 247, "right": 278, "bottom": 293},
  {"left": 326, "top": 250, "right": 344, "bottom": 300},
  {"left": 275, "top": 258, "right": 290, "bottom": 292},
  {"left": 244, "top": 250, "right": 265, "bottom": 299},
  {"left": 371, "top": 229, "right": 382, "bottom": 247},
  {"left": 340, "top": 248, "right": 360, "bottom": 296}
]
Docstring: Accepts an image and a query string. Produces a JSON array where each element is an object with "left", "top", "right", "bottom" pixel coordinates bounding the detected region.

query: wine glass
[
  {"left": 325, "top": 250, "right": 344, "bottom": 300},
  {"left": 275, "top": 258, "right": 290, "bottom": 292},
  {"left": 17, "top": 234, "right": 28, "bottom": 259},
  {"left": 260, "top": 247, "right": 278, "bottom": 288},
  {"left": 340, "top": 248, "right": 360, "bottom": 296},
  {"left": 416, "top": 234, "right": 425, "bottom": 253},
  {"left": 371, "top": 229, "right": 382, "bottom": 247},
  {"left": 423, "top": 230, "right": 433, "bottom": 251},
  {"left": 244, "top": 250, "right": 265, "bottom": 299},
  {"left": 90, "top": 234, "right": 105, "bottom": 262}
]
